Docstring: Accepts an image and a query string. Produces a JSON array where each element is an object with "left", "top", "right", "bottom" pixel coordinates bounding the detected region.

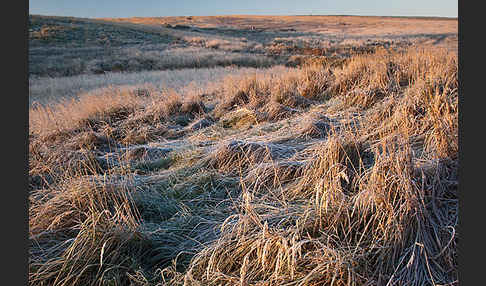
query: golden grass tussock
[
  {"left": 29, "top": 46, "right": 458, "bottom": 286},
  {"left": 242, "top": 160, "right": 305, "bottom": 196},
  {"left": 297, "top": 112, "right": 333, "bottom": 139},
  {"left": 213, "top": 64, "right": 329, "bottom": 121},
  {"left": 29, "top": 146, "right": 106, "bottom": 190},
  {"left": 29, "top": 87, "right": 144, "bottom": 137},
  {"left": 29, "top": 177, "right": 150, "bottom": 286},
  {"left": 358, "top": 51, "right": 458, "bottom": 159},
  {"left": 331, "top": 47, "right": 457, "bottom": 110},
  {"left": 210, "top": 140, "right": 296, "bottom": 174}
]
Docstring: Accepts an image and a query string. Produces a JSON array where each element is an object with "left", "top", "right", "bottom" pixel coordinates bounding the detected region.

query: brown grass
[
  {"left": 29, "top": 46, "right": 458, "bottom": 286},
  {"left": 297, "top": 113, "right": 333, "bottom": 139},
  {"left": 103, "top": 15, "right": 457, "bottom": 38},
  {"left": 213, "top": 63, "right": 331, "bottom": 122}
]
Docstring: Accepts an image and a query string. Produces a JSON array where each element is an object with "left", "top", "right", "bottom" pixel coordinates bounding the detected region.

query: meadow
[{"left": 29, "top": 14, "right": 458, "bottom": 285}]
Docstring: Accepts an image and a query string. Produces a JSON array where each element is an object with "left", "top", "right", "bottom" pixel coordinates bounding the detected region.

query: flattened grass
[{"left": 29, "top": 47, "right": 458, "bottom": 285}]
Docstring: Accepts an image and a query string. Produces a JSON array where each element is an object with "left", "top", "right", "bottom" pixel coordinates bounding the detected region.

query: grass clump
[
  {"left": 29, "top": 177, "right": 151, "bottom": 286},
  {"left": 210, "top": 140, "right": 296, "bottom": 174}
]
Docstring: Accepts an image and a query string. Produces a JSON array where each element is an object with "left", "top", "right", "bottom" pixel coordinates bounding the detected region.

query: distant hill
[{"left": 29, "top": 14, "right": 174, "bottom": 48}]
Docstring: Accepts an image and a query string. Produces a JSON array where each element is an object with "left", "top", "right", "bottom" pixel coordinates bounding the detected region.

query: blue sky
[{"left": 29, "top": 0, "right": 458, "bottom": 19}]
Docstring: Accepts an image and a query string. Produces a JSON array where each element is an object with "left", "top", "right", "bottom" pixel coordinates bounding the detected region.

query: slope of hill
[
  {"left": 29, "top": 15, "right": 277, "bottom": 78},
  {"left": 29, "top": 15, "right": 457, "bottom": 78}
]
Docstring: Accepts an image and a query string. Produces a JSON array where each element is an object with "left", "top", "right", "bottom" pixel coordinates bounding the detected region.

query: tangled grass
[{"left": 29, "top": 46, "right": 458, "bottom": 285}]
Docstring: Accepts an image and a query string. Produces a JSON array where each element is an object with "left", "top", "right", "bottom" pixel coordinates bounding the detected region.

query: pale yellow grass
[{"left": 29, "top": 47, "right": 458, "bottom": 286}]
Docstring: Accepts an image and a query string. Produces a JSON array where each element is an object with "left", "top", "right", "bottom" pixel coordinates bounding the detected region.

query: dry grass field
[
  {"left": 29, "top": 14, "right": 458, "bottom": 286},
  {"left": 29, "top": 66, "right": 292, "bottom": 106}
]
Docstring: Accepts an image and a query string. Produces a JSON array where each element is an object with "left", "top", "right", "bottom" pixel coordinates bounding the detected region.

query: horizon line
[{"left": 29, "top": 13, "right": 458, "bottom": 20}]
